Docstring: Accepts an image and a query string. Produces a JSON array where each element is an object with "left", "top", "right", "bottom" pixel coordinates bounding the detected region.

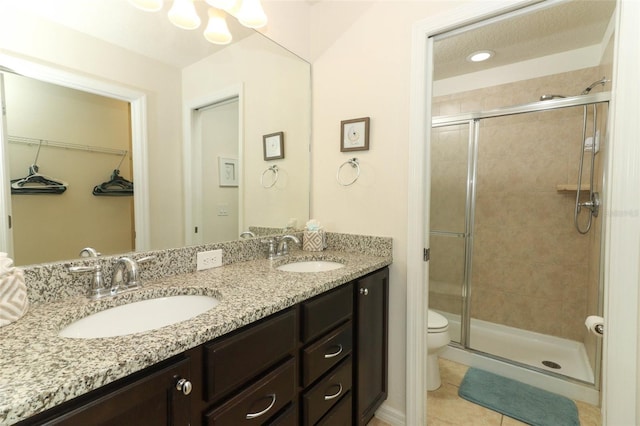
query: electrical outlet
[{"left": 196, "top": 249, "right": 223, "bottom": 271}]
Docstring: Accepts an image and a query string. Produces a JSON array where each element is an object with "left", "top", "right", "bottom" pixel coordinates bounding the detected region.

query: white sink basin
[
  {"left": 276, "top": 260, "right": 345, "bottom": 273},
  {"left": 59, "top": 295, "right": 219, "bottom": 339}
]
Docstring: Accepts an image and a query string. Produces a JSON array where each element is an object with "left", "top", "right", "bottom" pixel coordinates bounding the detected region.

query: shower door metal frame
[{"left": 431, "top": 91, "right": 610, "bottom": 382}]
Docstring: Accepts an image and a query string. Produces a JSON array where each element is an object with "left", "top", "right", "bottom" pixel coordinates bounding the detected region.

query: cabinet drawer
[
  {"left": 301, "top": 321, "right": 352, "bottom": 387},
  {"left": 265, "top": 402, "right": 297, "bottom": 426},
  {"left": 300, "top": 284, "right": 352, "bottom": 343},
  {"left": 204, "top": 309, "right": 296, "bottom": 402},
  {"left": 302, "top": 356, "right": 352, "bottom": 426},
  {"left": 316, "top": 392, "right": 352, "bottom": 426},
  {"left": 205, "top": 358, "right": 296, "bottom": 426}
]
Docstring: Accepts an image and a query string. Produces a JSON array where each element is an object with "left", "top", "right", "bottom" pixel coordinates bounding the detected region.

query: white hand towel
[{"left": 0, "top": 252, "right": 29, "bottom": 327}]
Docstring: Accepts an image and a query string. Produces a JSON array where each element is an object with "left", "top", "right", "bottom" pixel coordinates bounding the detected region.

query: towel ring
[
  {"left": 336, "top": 158, "right": 360, "bottom": 186},
  {"left": 261, "top": 165, "right": 279, "bottom": 188}
]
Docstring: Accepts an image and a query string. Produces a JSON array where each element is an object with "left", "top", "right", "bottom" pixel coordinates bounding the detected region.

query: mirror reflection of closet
[{"left": 4, "top": 72, "right": 134, "bottom": 265}]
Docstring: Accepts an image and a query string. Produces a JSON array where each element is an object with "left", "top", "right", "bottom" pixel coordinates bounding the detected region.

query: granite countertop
[{"left": 0, "top": 250, "right": 391, "bottom": 425}]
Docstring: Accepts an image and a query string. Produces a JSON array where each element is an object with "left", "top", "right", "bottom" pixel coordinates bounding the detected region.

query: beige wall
[
  {"left": 0, "top": 8, "right": 184, "bottom": 252},
  {"left": 309, "top": 0, "right": 467, "bottom": 415},
  {"left": 182, "top": 33, "right": 310, "bottom": 232},
  {"left": 5, "top": 74, "right": 133, "bottom": 265}
]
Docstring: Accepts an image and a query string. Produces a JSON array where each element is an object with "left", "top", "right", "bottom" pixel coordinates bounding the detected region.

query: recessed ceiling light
[{"left": 467, "top": 50, "right": 494, "bottom": 62}]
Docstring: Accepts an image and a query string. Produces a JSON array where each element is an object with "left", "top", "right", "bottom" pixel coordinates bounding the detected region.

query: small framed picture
[
  {"left": 263, "top": 131, "right": 284, "bottom": 160},
  {"left": 340, "top": 117, "right": 370, "bottom": 152},
  {"left": 218, "top": 157, "right": 238, "bottom": 187}
]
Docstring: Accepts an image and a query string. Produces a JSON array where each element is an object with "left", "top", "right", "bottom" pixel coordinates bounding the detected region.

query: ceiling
[
  {"left": 1, "top": 0, "right": 255, "bottom": 68},
  {"left": 1, "top": 0, "right": 616, "bottom": 74},
  {"left": 434, "top": 0, "right": 616, "bottom": 80}
]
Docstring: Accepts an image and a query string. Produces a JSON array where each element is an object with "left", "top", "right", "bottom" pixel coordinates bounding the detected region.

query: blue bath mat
[{"left": 458, "top": 368, "right": 579, "bottom": 426}]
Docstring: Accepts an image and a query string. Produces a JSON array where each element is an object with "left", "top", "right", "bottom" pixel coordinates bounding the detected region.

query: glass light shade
[
  {"left": 128, "top": 0, "right": 163, "bottom": 12},
  {"left": 204, "top": 8, "right": 232, "bottom": 45},
  {"left": 236, "top": 0, "right": 267, "bottom": 29},
  {"left": 168, "top": 0, "right": 201, "bottom": 30},
  {"left": 205, "top": 0, "right": 236, "bottom": 11}
]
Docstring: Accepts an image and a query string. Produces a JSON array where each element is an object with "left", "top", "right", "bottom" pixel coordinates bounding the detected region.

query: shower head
[
  {"left": 581, "top": 77, "right": 610, "bottom": 95},
  {"left": 539, "top": 94, "right": 566, "bottom": 101}
]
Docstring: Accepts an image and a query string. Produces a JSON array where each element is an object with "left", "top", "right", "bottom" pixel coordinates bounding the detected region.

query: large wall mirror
[{"left": 0, "top": 0, "right": 310, "bottom": 266}]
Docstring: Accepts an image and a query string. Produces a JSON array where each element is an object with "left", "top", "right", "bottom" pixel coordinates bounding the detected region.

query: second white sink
[
  {"left": 276, "top": 261, "right": 345, "bottom": 273},
  {"left": 59, "top": 295, "right": 219, "bottom": 339}
]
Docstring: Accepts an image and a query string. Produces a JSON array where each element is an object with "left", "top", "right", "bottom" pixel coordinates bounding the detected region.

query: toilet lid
[{"left": 428, "top": 310, "right": 449, "bottom": 331}]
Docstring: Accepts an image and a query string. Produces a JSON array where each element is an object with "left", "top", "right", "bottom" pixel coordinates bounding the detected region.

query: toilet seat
[{"left": 428, "top": 310, "right": 449, "bottom": 332}]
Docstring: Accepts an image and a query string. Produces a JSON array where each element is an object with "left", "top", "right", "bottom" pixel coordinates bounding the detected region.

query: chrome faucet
[
  {"left": 79, "top": 247, "right": 101, "bottom": 257},
  {"left": 67, "top": 262, "right": 109, "bottom": 300},
  {"left": 277, "top": 235, "right": 301, "bottom": 256},
  {"left": 262, "top": 235, "right": 301, "bottom": 259},
  {"left": 112, "top": 256, "right": 155, "bottom": 292},
  {"left": 240, "top": 231, "right": 257, "bottom": 239}
]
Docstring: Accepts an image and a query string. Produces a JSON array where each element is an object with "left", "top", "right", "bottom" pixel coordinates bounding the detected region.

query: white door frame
[
  {"left": 406, "top": 1, "right": 640, "bottom": 425},
  {"left": 0, "top": 53, "right": 150, "bottom": 254}
]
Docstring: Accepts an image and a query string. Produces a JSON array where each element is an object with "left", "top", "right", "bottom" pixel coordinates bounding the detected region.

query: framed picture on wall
[
  {"left": 218, "top": 157, "right": 238, "bottom": 187},
  {"left": 340, "top": 117, "right": 370, "bottom": 152},
  {"left": 263, "top": 131, "right": 285, "bottom": 160}
]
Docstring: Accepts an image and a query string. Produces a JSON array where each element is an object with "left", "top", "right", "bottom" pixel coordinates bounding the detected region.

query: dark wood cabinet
[
  {"left": 354, "top": 267, "right": 389, "bottom": 426},
  {"left": 24, "top": 267, "right": 389, "bottom": 426},
  {"left": 20, "top": 356, "right": 192, "bottom": 426}
]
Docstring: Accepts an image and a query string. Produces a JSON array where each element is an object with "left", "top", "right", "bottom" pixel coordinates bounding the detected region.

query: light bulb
[
  {"left": 237, "top": 0, "right": 267, "bottom": 29},
  {"left": 204, "top": 8, "right": 232, "bottom": 45},
  {"left": 205, "top": 0, "right": 236, "bottom": 11},
  {"left": 168, "top": 0, "right": 201, "bottom": 30},
  {"left": 128, "top": 0, "right": 163, "bottom": 12}
]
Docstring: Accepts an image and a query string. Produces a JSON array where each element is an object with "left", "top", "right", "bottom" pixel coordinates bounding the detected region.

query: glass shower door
[{"left": 429, "top": 122, "right": 472, "bottom": 345}]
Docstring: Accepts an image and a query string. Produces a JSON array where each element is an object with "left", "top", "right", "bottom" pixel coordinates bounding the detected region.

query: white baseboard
[{"left": 374, "top": 403, "right": 406, "bottom": 426}]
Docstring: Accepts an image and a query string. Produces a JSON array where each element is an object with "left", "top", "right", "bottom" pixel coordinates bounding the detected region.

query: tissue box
[
  {"left": 0, "top": 254, "right": 29, "bottom": 327},
  {"left": 303, "top": 229, "right": 325, "bottom": 251}
]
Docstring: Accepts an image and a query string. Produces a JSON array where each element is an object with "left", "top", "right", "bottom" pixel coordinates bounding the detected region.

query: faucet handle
[
  {"left": 261, "top": 238, "right": 278, "bottom": 259},
  {"left": 67, "top": 263, "right": 109, "bottom": 300},
  {"left": 136, "top": 255, "right": 156, "bottom": 265}
]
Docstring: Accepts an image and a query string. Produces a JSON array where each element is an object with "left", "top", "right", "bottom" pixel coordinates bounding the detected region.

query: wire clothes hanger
[
  {"left": 10, "top": 141, "right": 68, "bottom": 194},
  {"left": 92, "top": 152, "right": 133, "bottom": 196}
]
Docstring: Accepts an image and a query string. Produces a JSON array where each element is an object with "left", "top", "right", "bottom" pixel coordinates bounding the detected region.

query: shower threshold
[{"left": 442, "top": 312, "right": 595, "bottom": 383}]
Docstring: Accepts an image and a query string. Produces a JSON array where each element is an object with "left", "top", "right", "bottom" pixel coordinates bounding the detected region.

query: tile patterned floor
[{"left": 367, "top": 359, "right": 601, "bottom": 426}]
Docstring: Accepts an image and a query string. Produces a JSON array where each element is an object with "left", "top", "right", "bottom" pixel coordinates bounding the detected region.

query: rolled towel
[{"left": 0, "top": 252, "right": 29, "bottom": 327}]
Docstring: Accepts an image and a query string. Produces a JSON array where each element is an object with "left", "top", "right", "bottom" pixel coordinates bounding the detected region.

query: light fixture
[
  {"left": 130, "top": 0, "right": 268, "bottom": 45},
  {"left": 168, "top": 0, "right": 201, "bottom": 30},
  {"left": 128, "top": 0, "right": 163, "bottom": 12},
  {"left": 204, "top": 8, "right": 232, "bottom": 45},
  {"left": 236, "top": 0, "right": 268, "bottom": 29},
  {"left": 466, "top": 50, "right": 494, "bottom": 62}
]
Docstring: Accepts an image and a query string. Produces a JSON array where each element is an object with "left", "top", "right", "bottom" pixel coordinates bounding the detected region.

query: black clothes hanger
[
  {"left": 10, "top": 141, "right": 68, "bottom": 195},
  {"left": 93, "top": 153, "right": 133, "bottom": 196}
]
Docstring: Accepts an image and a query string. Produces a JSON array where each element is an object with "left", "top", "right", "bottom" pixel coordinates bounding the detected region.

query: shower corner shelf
[{"left": 556, "top": 184, "right": 590, "bottom": 192}]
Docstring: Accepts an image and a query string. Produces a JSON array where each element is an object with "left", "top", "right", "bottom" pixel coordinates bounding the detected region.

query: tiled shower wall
[{"left": 430, "top": 66, "right": 609, "bottom": 345}]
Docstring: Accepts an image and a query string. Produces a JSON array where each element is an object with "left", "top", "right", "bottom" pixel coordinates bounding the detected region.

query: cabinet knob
[
  {"left": 360, "top": 288, "right": 369, "bottom": 296},
  {"left": 175, "top": 378, "right": 192, "bottom": 395}
]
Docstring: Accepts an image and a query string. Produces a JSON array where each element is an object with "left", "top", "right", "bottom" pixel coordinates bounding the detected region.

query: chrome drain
[{"left": 542, "top": 360, "right": 561, "bottom": 369}]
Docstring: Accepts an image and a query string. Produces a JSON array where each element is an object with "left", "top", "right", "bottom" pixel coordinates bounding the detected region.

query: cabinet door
[
  {"left": 41, "top": 357, "right": 192, "bottom": 426},
  {"left": 354, "top": 267, "right": 389, "bottom": 426}
]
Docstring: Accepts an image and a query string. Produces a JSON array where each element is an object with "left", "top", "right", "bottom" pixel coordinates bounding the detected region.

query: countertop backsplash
[{"left": 21, "top": 232, "right": 392, "bottom": 305}]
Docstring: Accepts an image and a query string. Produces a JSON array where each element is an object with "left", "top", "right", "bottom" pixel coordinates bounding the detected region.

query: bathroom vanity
[
  {"left": 0, "top": 234, "right": 391, "bottom": 426},
  {"left": 15, "top": 268, "right": 388, "bottom": 426}
]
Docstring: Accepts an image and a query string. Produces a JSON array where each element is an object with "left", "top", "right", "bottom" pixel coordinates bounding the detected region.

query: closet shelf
[{"left": 556, "top": 184, "right": 590, "bottom": 192}]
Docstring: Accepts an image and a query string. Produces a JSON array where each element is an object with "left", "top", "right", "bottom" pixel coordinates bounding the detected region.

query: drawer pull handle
[
  {"left": 324, "top": 383, "right": 343, "bottom": 401},
  {"left": 360, "top": 287, "right": 369, "bottom": 296},
  {"left": 246, "top": 393, "right": 277, "bottom": 420},
  {"left": 324, "top": 344, "right": 343, "bottom": 359}
]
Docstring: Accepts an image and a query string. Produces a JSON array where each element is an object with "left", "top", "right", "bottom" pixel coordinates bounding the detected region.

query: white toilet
[{"left": 427, "top": 309, "right": 451, "bottom": 391}]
